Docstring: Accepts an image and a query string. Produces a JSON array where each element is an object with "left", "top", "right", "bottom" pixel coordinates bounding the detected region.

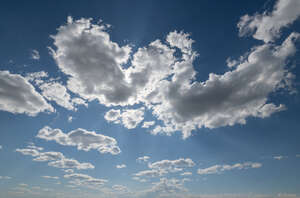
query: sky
[{"left": 0, "top": 0, "right": 300, "bottom": 197}]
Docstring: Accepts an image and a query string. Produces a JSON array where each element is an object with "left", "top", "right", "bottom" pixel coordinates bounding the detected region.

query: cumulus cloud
[
  {"left": 149, "top": 158, "right": 195, "bottom": 173},
  {"left": 36, "top": 126, "right": 121, "bottom": 155},
  {"left": 39, "top": 82, "right": 76, "bottom": 110},
  {"left": 16, "top": 144, "right": 94, "bottom": 170},
  {"left": 50, "top": 6, "right": 299, "bottom": 139},
  {"left": 134, "top": 158, "right": 195, "bottom": 180},
  {"left": 238, "top": 0, "right": 300, "bottom": 42},
  {"left": 64, "top": 173, "right": 107, "bottom": 189},
  {"left": 137, "top": 156, "right": 150, "bottom": 163},
  {"left": 31, "top": 49, "right": 40, "bottom": 60},
  {"left": 50, "top": 17, "right": 133, "bottom": 106},
  {"left": 0, "top": 70, "right": 53, "bottom": 116},
  {"left": 197, "top": 162, "right": 262, "bottom": 175},
  {"left": 116, "top": 164, "right": 126, "bottom": 169},
  {"left": 105, "top": 107, "right": 145, "bottom": 129}
]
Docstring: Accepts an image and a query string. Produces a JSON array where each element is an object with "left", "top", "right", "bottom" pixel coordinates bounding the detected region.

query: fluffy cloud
[
  {"left": 0, "top": 70, "right": 53, "bottom": 116},
  {"left": 105, "top": 107, "right": 145, "bottom": 129},
  {"left": 39, "top": 82, "right": 76, "bottom": 110},
  {"left": 116, "top": 164, "right": 126, "bottom": 169},
  {"left": 149, "top": 158, "right": 195, "bottom": 173},
  {"left": 16, "top": 144, "right": 94, "bottom": 170},
  {"left": 50, "top": 17, "right": 133, "bottom": 106},
  {"left": 238, "top": 0, "right": 300, "bottom": 42},
  {"left": 134, "top": 158, "right": 195, "bottom": 180},
  {"left": 137, "top": 156, "right": 150, "bottom": 163},
  {"left": 50, "top": 1, "right": 299, "bottom": 139},
  {"left": 36, "top": 126, "right": 121, "bottom": 155},
  {"left": 197, "top": 162, "right": 262, "bottom": 175}
]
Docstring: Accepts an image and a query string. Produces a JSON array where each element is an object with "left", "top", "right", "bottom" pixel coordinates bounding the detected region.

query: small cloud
[
  {"left": 136, "top": 156, "right": 150, "bottom": 163},
  {"left": 142, "top": 121, "right": 155, "bottom": 128},
  {"left": 31, "top": 49, "right": 40, "bottom": 60},
  {"left": 68, "top": 116, "right": 73, "bottom": 122},
  {"left": 296, "top": 154, "right": 300, "bottom": 158},
  {"left": 42, "top": 176, "right": 59, "bottom": 180},
  {"left": 116, "top": 164, "right": 126, "bottom": 169},
  {"left": 181, "top": 172, "right": 192, "bottom": 176},
  {"left": 0, "top": 145, "right": 2, "bottom": 150},
  {"left": 273, "top": 156, "right": 287, "bottom": 160}
]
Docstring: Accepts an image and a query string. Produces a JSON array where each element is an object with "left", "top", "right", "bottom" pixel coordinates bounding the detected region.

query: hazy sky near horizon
[{"left": 0, "top": 0, "right": 300, "bottom": 198}]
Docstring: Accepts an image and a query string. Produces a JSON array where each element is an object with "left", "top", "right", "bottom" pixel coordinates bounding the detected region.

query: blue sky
[{"left": 0, "top": 0, "right": 300, "bottom": 198}]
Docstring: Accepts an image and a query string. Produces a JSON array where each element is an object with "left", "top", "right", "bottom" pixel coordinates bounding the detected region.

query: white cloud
[
  {"left": 50, "top": 13, "right": 299, "bottom": 139},
  {"left": 142, "top": 121, "right": 155, "bottom": 128},
  {"left": 105, "top": 107, "right": 145, "bottom": 129},
  {"left": 16, "top": 144, "right": 94, "bottom": 170},
  {"left": 116, "top": 164, "right": 126, "bottom": 169},
  {"left": 0, "top": 145, "right": 2, "bottom": 150},
  {"left": 64, "top": 173, "right": 107, "bottom": 189},
  {"left": 36, "top": 126, "right": 121, "bottom": 155},
  {"left": 0, "top": 70, "right": 53, "bottom": 116},
  {"left": 134, "top": 158, "right": 195, "bottom": 180},
  {"left": 296, "top": 154, "right": 300, "bottom": 158},
  {"left": 25, "top": 71, "right": 48, "bottom": 85},
  {"left": 50, "top": 17, "right": 133, "bottom": 106},
  {"left": 31, "top": 49, "right": 40, "bottom": 60},
  {"left": 68, "top": 116, "right": 73, "bottom": 122},
  {"left": 39, "top": 82, "right": 75, "bottom": 110},
  {"left": 197, "top": 162, "right": 262, "bottom": 175},
  {"left": 137, "top": 156, "right": 150, "bottom": 163},
  {"left": 238, "top": 0, "right": 300, "bottom": 42},
  {"left": 180, "top": 172, "right": 192, "bottom": 176},
  {"left": 41, "top": 176, "right": 59, "bottom": 180},
  {"left": 149, "top": 158, "right": 195, "bottom": 173}
]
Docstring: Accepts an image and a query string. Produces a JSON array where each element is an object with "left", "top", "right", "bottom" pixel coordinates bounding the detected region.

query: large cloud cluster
[{"left": 50, "top": 0, "right": 300, "bottom": 138}]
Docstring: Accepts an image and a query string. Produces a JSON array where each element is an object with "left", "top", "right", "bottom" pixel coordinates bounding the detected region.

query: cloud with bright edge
[
  {"left": 0, "top": 70, "right": 53, "bottom": 116},
  {"left": 134, "top": 158, "right": 195, "bottom": 180},
  {"left": 36, "top": 126, "right": 121, "bottom": 155},
  {"left": 238, "top": 0, "right": 300, "bottom": 43},
  {"left": 105, "top": 107, "right": 145, "bottom": 129},
  {"left": 49, "top": 6, "right": 300, "bottom": 138},
  {"left": 16, "top": 144, "right": 94, "bottom": 170}
]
